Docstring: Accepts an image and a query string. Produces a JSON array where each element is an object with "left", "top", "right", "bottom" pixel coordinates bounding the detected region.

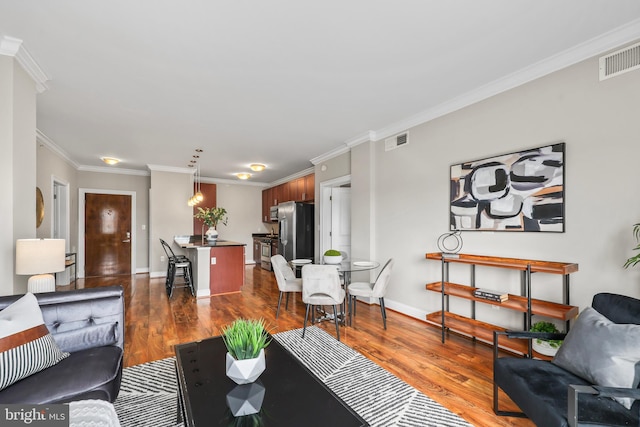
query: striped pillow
[{"left": 0, "top": 293, "right": 70, "bottom": 391}]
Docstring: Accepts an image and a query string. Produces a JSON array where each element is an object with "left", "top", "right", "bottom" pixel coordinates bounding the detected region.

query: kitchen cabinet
[
  {"left": 302, "top": 174, "right": 314, "bottom": 201},
  {"left": 261, "top": 174, "right": 315, "bottom": 222},
  {"left": 261, "top": 189, "right": 271, "bottom": 222},
  {"left": 425, "top": 252, "right": 579, "bottom": 359}
]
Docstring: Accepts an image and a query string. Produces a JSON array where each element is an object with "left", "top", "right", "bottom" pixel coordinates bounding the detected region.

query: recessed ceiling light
[
  {"left": 101, "top": 157, "right": 120, "bottom": 165},
  {"left": 249, "top": 163, "right": 266, "bottom": 172},
  {"left": 236, "top": 173, "right": 252, "bottom": 180}
]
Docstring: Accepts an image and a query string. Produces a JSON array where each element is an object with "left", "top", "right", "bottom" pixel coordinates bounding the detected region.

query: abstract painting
[{"left": 450, "top": 143, "right": 565, "bottom": 232}]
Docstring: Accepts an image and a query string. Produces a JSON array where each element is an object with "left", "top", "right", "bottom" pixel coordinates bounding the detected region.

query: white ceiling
[{"left": 1, "top": 1, "right": 640, "bottom": 184}]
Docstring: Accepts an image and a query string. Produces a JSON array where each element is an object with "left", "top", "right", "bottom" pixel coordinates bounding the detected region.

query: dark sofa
[
  {"left": 0, "top": 286, "right": 124, "bottom": 404},
  {"left": 493, "top": 293, "right": 640, "bottom": 427}
]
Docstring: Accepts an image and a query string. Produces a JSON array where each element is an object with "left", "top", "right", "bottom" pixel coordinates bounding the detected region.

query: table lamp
[{"left": 15, "top": 238, "right": 66, "bottom": 293}]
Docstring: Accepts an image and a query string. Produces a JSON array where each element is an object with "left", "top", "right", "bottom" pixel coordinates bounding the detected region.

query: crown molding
[
  {"left": 0, "top": 36, "right": 50, "bottom": 93},
  {"left": 345, "top": 131, "right": 375, "bottom": 148},
  {"left": 310, "top": 145, "right": 350, "bottom": 165},
  {"left": 371, "top": 18, "right": 640, "bottom": 143},
  {"left": 146, "top": 164, "right": 194, "bottom": 174},
  {"left": 36, "top": 130, "right": 80, "bottom": 169},
  {"left": 77, "top": 165, "right": 150, "bottom": 176},
  {"left": 266, "top": 166, "right": 316, "bottom": 188},
  {"left": 200, "top": 176, "right": 268, "bottom": 187}
]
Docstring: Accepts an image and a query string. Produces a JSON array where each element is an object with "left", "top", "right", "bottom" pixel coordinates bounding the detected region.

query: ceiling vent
[
  {"left": 384, "top": 132, "right": 409, "bottom": 151},
  {"left": 599, "top": 41, "right": 640, "bottom": 81}
]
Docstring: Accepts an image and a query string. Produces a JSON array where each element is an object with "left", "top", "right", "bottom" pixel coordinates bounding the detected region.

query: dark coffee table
[{"left": 175, "top": 335, "right": 369, "bottom": 426}]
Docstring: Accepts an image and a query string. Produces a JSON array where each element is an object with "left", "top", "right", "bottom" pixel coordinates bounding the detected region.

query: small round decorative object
[{"left": 437, "top": 230, "right": 463, "bottom": 254}]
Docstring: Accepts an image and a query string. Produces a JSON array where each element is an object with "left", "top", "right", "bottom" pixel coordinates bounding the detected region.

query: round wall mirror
[{"left": 36, "top": 187, "right": 44, "bottom": 228}]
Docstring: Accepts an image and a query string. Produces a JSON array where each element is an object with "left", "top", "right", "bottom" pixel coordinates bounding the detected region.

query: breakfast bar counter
[{"left": 175, "top": 238, "right": 246, "bottom": 297}]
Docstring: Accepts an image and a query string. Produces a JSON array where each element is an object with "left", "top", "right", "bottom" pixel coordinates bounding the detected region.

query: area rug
[{"left": 114, "top": 326, "right": 472, "bottom": 427}]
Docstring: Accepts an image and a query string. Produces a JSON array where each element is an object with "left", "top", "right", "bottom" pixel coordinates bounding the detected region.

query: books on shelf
[{"left": 473, "top": 287, "right": 509, "bottom": 302}]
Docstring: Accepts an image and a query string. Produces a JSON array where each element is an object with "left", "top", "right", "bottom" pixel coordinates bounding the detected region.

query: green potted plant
[
  {"left": 624, "top": 223, "right": 640, "bottom": 268},
  {"left": 323, "top": 249, "right": 343, "bottom": 264},
  {"left": 194, "top": 207, "right": 229, "bottom": 243},
  {"left": 222, "top": 318, "right": 271, "bottom": 385},
  {"left": 530, "top": 321, "right": 563, "bottom": 356}
]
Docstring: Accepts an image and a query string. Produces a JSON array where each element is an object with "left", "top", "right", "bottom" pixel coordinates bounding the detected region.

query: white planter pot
[
  {"left": 225, "top": 349, "right": 266, "bottom": 385},
  {"left": 324, "top": 255, "right": 343, "bottom": 264},
  {"left": 533, "top": 339, "right": 560, "bottom": 357}
]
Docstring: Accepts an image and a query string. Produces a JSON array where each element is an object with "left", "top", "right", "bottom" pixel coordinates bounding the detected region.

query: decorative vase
[
  {"left": 225, "top": 349, "right": 266, "bottom": 385},
  {"left": 324, "top": 255, "right": 343, "bottom": 264},
  {"left": 205, "top": 226, "right": 218, "bottom": 244}
]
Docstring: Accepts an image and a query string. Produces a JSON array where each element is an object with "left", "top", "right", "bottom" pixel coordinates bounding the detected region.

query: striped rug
[{"left": 114, "top": 326, "right": 472, "bottom": 427}]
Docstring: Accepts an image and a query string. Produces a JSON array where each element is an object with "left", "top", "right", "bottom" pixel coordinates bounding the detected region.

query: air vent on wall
[
  {"left": 384, "top": 132, "right": 409, "bottom": 151},
  {"left": 599, "top": 41, "right": 640, "bottom": 81}
]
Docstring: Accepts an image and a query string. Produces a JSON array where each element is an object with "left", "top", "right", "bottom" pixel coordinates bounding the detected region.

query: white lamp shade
[{"left": 15, "top": 239, "right": 66, "bottom": 275}]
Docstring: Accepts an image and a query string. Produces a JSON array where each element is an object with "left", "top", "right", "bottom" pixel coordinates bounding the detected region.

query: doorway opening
[
  {"left": 52, "top": 178, "right": 70, "bottom": 286},
  {"left": 320, "top": 175, "right": 351, "bottom": 260}
]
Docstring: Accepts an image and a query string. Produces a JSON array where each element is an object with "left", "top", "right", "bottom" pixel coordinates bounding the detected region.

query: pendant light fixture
[{"left": 187, "top": 149, "right": 204, "bottom": 206}]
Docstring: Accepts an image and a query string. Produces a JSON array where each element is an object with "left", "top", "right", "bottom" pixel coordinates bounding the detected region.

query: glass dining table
[{"left": 290, "top": 258, "right": 380, "bottom": 326}]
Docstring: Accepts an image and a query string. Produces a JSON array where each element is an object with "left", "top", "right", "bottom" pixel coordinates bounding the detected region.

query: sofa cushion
[
  {"left": 53, "top": 322, "right": 118, "bottom": 353},
  {"left": 0, "top": 345, "right": 123, "bottom": 404},
  {"left": 495, "top": 357, "right": 639, "bottom": 427},
  {"left": 552, "top": 307, "right": 640, "bottom": 409},
  {"left": 0, "top": 293, "right": 70, "bottom": 391}
]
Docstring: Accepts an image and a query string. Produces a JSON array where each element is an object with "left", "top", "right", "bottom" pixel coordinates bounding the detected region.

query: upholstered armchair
[{"left": 493, "top": 292, "right": 640, "bottom": 427}]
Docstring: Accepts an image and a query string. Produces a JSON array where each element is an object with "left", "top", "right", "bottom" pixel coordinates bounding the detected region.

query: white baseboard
[
  {"left": 149, "top": 271, "right": 165, "bottom": 279},
  {"left": 196, "top": 288, "right": 211, "bottom": 298},
  {"left": 136, "top": 267, "right": 149, "bottom": 274},
  {"left": 354, "top": 297, "right": 428, "bottom": 323}
]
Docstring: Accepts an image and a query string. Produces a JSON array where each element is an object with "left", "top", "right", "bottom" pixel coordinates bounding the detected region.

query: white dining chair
[
  {"left": 348, "top": 259, "right": 394, "bottom": 329},
  {"left": 301, "top": 264, "right": 345, "bottom": 341},
  {"left": 271, "top": 255, "right": 303, "bottom": 318}
]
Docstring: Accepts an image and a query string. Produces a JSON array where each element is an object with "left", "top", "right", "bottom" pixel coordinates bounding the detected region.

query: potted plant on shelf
[
  {"left": 530, "top": 321, "right": 563, "bottom": 356},
  {"left": 194, "top": 206, "right": 228, "bottom": 243},
  {"left": 222, "top": 318, "right": 271, "bottom": 385},
  {"left": 624, "top": 223, "right": 640, "bottom": 268},
  {"left": 323, "top": 249, "right": 343, "bottom": 264}
]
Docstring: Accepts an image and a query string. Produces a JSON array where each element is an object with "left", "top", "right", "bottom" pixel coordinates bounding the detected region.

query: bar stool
[{"left": 159, "top": 239, "right": 195, "bottom": 298}]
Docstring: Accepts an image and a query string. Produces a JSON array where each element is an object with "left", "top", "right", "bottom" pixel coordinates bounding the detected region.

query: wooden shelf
[
  {"left": 425, "top": 282, "right": 578, "bottom": 321},
  {"left": 425, "top": 253, "right": 578, "bottom": 275},
  {"left": 425, "top": 252, "right": 578, "bottom": 356},
  {"left": 425, "top": 311, "right": 552, "bottom": 360}
]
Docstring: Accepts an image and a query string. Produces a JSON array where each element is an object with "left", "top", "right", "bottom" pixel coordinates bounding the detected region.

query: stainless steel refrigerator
[{"left": 277, "top": 201, "right": 314, "bottom": 261}]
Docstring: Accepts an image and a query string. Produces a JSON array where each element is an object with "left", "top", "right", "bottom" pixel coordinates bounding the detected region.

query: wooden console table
[{"left": 425, "top": 253, "right": 579, "bottom": 359}]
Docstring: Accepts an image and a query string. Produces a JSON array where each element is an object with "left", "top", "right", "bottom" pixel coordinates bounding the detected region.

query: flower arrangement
[
  {"left": 194, "top": 206, "right": 229, "bottom": 229},
  {"left": 624, "top": 223, "right": 640, "bottom": 268},
  {"left": 221, "top": 318, "right": 271, "bottom": 361}
]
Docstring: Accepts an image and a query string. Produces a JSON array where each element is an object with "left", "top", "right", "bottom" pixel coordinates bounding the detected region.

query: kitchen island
[{"left": 175, "top": 238, "right": 246, "bottom": 297}]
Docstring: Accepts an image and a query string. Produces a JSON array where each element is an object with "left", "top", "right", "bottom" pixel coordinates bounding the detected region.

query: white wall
[
  {"left": 0, "top": 57, "right": 37, "bottom": 295},
  {"left": 149, "top": 169, "right": 193, "bottom": 276},
  {"left": 78, "top": 170, "right": 150, "bottom": 272},
  {"left": 370, "top": 43, "right": 640, "bottom": 327},
  {"left": 217, "top": 183, "right": 268, "bottom": 264}
]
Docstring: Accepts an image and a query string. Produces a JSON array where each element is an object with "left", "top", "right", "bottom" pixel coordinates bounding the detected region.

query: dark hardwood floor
[{"left": 74, "top": 265, "right": 532, "bottom": 427}]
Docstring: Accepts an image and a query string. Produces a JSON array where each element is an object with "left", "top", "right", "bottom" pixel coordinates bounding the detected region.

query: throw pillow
[
  {"left": 0, "top": 293, "right": 70, "bottom": 391},
  {"left": 552, "top": 306, "right": 640, "bottom": 409}
]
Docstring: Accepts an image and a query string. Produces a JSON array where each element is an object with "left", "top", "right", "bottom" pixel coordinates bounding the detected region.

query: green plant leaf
[{"left": 221, "top": 318, "right": 272, "bottom": 360}]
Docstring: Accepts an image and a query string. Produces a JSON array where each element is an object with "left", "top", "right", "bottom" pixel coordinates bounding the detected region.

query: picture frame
[{"left": 450, "top": 142, "right": 565, "bottom": 232}]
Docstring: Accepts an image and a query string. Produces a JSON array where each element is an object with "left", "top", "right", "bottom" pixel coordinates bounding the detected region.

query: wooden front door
[{"left": 85, "top": 193, "right": 132, "bottom": 277}]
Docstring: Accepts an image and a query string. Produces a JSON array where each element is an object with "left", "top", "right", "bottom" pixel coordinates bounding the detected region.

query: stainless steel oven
[{"left": 260, "top": 241, "right": 272, "bottom": 271}]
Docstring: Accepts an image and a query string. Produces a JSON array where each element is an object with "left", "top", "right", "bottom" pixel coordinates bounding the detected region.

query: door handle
[{"left": 122, "top": 239, "right": 131, "bottom": 243}]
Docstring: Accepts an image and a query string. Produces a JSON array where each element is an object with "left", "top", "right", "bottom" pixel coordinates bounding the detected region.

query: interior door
[
  {"left": 331, "top": 187, "right": 351, "bottom": 258},
  {"left": 85, "top": 193, "right": 132, "bottom": 277}
]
